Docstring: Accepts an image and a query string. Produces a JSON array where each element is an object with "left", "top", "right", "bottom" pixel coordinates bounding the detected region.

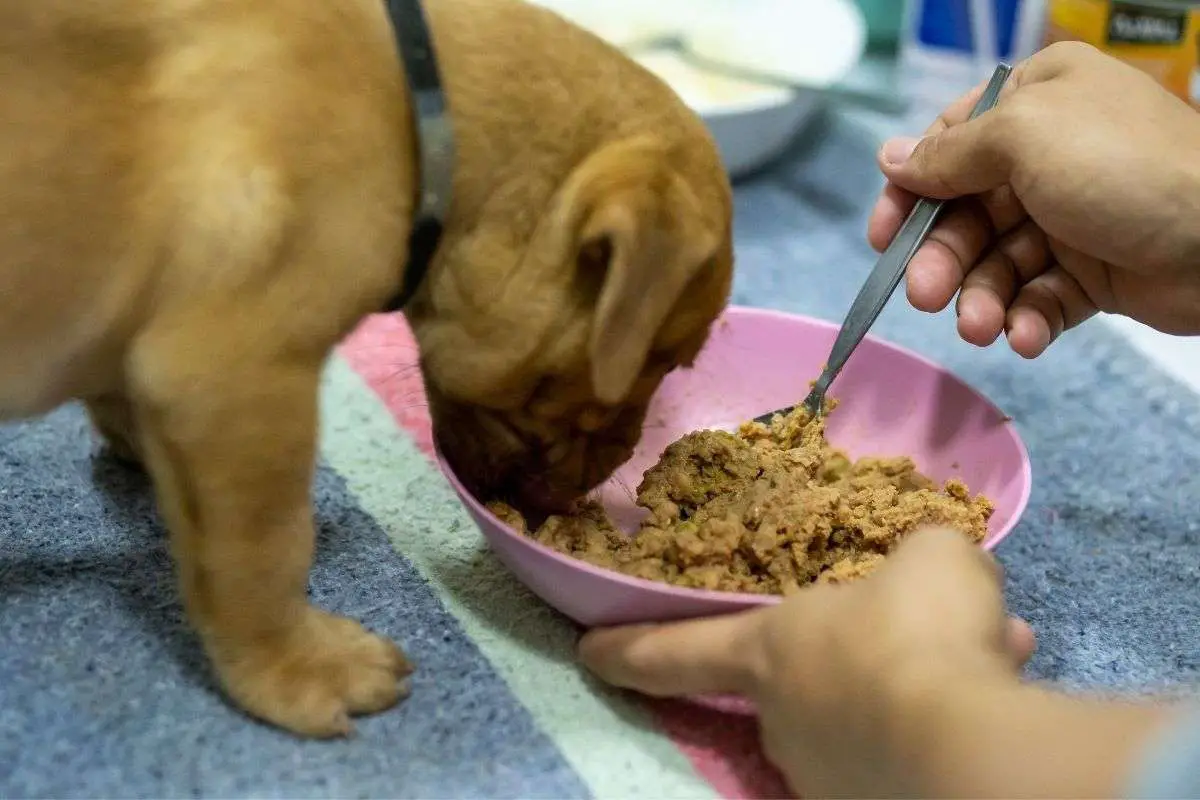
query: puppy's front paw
[{"left": 214, "top": 607, "right": 413, "bottom": 737}]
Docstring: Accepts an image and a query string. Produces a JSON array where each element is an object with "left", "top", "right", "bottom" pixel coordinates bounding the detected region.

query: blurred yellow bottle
[{"left": 1046, "top": 0, "right": 1200, "bottom": 102}]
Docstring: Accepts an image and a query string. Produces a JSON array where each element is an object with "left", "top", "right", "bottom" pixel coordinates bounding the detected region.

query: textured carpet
[{"left": 1, "top": 107, "right": 1198, "bottom": 798}]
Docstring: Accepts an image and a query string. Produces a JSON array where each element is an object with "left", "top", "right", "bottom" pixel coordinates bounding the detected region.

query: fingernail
[{"left": 881, "top": 136, "right": 920, "bottom": 166}]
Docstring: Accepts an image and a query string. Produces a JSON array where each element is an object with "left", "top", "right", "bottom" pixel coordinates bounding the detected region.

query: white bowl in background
[{"left": 526, "top": 0, "right": 867, "bottom": 178}]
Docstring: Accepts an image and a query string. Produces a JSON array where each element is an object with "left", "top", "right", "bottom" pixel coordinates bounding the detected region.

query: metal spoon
[{"left": 753, "top": 62, "right": 1014, "bottom": 426}]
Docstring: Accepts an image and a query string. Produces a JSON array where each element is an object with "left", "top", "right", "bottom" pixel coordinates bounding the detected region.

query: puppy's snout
[
  {"left": 515, "top": 432, "right": 639, "bottom": 510},
  {"left": 431, "top": 392, "right": 647, "bottom": 513},
  {"left": 511, "top": 477, "right": 579, "bottom": 515}
]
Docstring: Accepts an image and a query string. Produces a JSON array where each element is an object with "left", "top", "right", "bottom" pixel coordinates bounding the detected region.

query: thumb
[
  {"left": 578, "top": 608, "right": 768, "bottom": 698},
  {"left": 879, "top": 116, "right": 1014, "bottom": 199}
]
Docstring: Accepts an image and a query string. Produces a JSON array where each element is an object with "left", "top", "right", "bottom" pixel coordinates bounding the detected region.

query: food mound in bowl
[{"left": 487, "top": 399, "right": 994, "bottom": 595}]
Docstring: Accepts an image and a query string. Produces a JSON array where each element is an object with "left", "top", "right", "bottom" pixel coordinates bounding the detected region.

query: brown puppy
[
  {"left": 0, "top": 0, "right": 733, "bottom": 737},
  {"left": 410, "top": 0, "right": 733, "bottom": 512}
]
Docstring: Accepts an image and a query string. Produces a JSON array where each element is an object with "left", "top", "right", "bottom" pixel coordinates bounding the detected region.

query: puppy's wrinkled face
[{"left": 407, "top": 135, "right": 733, "bottom": 512}]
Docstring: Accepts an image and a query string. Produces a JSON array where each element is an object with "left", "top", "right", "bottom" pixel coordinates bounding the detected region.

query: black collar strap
[{"left": 381, "top": 0, "right": 455, "bottom": 313}]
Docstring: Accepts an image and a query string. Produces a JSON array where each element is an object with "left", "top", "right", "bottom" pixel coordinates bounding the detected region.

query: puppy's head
[{"left": 407, "top": 134, "right": 733, "bottom": 512}]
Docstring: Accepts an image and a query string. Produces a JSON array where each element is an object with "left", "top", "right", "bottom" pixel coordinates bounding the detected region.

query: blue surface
[
  {"left": 0, "top": 409, "right": 587, "bottom": 798},
  {"left": 1, "top": 107, "right": 1198, "bottom": 796},
  {"left": 914, "top": 0, "right": 1024, "bottom": 59}
]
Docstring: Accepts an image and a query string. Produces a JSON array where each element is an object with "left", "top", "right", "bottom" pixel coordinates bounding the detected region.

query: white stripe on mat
[
  {"left": 319, "top": 356, "right": 718, "bottom": 800},
  {"left": 1101, "top": 315, "right": 1200, "bottom": 396}
]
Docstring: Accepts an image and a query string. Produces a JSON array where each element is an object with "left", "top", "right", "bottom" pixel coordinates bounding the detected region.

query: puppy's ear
[{"left": 554, "top": 137, "right": 721, "bottom": 405}]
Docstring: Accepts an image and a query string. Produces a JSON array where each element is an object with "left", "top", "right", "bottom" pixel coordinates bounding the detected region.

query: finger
[
  {"left": 868, "top": 79, "right": 992, "bottom": 249},
  {"left": 1006, "top": 617, "right": 1038, "bottom": 666},
  {"left": 1005, "top": 265, "right": 1098, "bottom": 358},
  {"left": 901, "top": 531, "right": 1031, "bottom": 666},
  {"left": 873, "top": 79, "right": 989, "bottom": 199},
  {"left": 892, "top": 527, "right": 1002, "bottom": 587},
  {"left": 905, "top": 198, "right": 995, "bottom": 313},
  {"left": 956, "top": 220, "right": 1052, "bottom": 346},
  {"left": 976, "top": 183, "right": 1028, "bottom": 239},
  {"left": 867, "top": 182, "right": 918, "bottom": 253},
  {"left": 957, "top": 262, "right": 1011, "bottom": 347},
  {"left": 878, "top": 66, "right": 1030, "bottom": 201},
  {"left": 885, "top": 113, "right": 1017, "bottom": 199},
  {"left": 578, "top": 609, "right": 768, "bottom": 698},
  {"left": 870, "top": 55, "right": 1040, "bottom": 221},
  {"left": 971, "top": 562, "right": 1035, "bottom": 666}
]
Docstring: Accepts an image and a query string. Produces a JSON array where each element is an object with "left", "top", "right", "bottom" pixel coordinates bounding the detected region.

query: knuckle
[
  {"left": 1039, "top": 39, "right": 1098, "bottom": 67},
  {"left": 620, "top": 638, "right": 662, "bottom": 677},
  {"left": 1026, "top": 40, "right": 1101, "bottom": 83},
  {"left": 1046, "top": 39, "right": 1092, "bottom": 57}
]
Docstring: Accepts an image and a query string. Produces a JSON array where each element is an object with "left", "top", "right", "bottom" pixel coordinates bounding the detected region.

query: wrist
[
  {"left": 895, "top": 673, "right": 1173, "bottom": 799},
  {"left": 882, "top": 665, "right": 1019, "bottom": 797}
]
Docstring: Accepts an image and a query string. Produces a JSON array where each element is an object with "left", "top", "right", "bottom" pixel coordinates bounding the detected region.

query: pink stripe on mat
[
  {"left": 339, "top": 314, "right": 435, "bottom": 457},
  {"left": 340, "top": 314, "right": 791, "bottom": 799}
]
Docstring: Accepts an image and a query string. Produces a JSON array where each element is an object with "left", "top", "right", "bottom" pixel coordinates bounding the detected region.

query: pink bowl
[{"left": 437, "top": 306, "right": 1032, "bottom": 628}]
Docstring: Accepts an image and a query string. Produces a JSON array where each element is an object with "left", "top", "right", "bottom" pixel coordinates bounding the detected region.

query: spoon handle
[{"left": 801, "top": 63, "right": 1013, "bottom": 416}]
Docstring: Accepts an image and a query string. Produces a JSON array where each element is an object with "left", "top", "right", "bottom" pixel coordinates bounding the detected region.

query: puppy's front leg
[
  {"left": 128, "top": 332, "right": 411, "bottom": 737},
  {"left": 86, "top": 395, "right": 143, "bottom": 465}
]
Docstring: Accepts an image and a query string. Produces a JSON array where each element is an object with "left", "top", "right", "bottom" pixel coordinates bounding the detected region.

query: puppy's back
[{"left": 0, "top": 0, "right": 416, "bottom": 411}]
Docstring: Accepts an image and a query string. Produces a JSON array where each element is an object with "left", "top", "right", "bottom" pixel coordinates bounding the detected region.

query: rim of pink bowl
[{"left": 434, "top": 305, "right": 1035, "bottom": 607}]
